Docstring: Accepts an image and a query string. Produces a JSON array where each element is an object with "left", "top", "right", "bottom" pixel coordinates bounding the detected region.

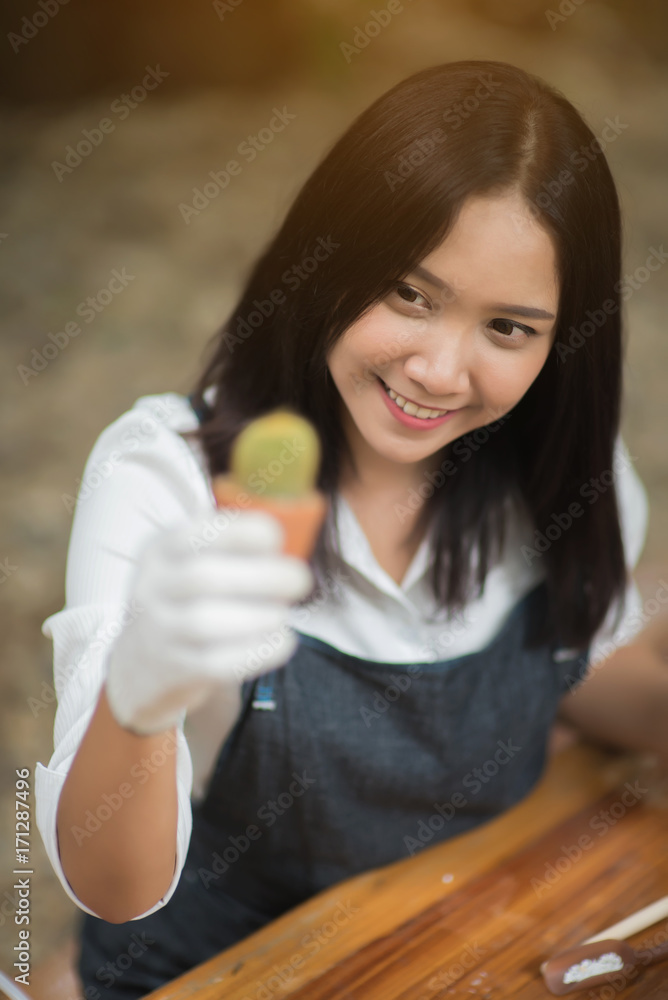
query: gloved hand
[{"left": 104, "top": 509, "right": 314, "bottom": 735}]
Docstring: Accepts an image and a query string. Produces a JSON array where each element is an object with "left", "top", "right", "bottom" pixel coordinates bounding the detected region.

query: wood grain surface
[{"left": 145, "top": 745, "right": 668, "bottom": 999}]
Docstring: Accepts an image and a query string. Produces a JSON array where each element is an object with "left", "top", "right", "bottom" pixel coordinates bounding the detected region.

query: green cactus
[{"left": 230, "top": 409, "right": 321, "bottom": 497}]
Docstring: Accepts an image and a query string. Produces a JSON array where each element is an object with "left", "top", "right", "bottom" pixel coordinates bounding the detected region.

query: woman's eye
[
  {"left": 490, "top": 318, "right": 536, "bottom": 340},
  {"left": 393, "top": 283, "right": 430, "bottom": 309}
]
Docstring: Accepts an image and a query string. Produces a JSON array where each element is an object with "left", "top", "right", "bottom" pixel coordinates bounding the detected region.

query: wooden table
[{"left": 146, "top": 744, "right": 668, "bottom": 999}]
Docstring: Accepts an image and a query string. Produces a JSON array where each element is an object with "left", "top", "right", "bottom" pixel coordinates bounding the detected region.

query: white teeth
[{"left": 384, "top": 382, "right": 446, "bottom": 419}]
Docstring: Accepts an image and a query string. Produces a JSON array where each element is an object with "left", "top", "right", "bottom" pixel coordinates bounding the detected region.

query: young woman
[{"left": 36, "top": 60, "right": 667, "bottom": 998}]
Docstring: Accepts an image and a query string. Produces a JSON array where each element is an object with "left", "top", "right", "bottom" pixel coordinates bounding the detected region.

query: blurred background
[{"left": 1, "top": 0, "right": 667, "bottom": 991}]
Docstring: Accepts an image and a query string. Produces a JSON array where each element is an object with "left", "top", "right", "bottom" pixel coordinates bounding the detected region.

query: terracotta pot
[{"left": 212, "top": 475, "right": 328, "bottom": 560}]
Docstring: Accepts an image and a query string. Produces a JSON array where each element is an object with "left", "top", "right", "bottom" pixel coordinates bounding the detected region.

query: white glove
[{"left": 104, "top": 509, "right": 314, "bottom": 735}]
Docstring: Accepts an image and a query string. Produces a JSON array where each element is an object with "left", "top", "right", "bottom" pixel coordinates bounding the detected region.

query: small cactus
[{"left": 229, "top": 409, "right": 321, "bottom": 497}]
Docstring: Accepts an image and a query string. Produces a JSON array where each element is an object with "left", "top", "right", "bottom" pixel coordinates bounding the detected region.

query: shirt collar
[{"left": 329, "top": 493, "right": 436, "bottom": 606}]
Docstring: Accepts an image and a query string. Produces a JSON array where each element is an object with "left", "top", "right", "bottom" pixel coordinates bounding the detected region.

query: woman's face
[{"left": 326, "top": 188, "right": 560, "bottom": 483}]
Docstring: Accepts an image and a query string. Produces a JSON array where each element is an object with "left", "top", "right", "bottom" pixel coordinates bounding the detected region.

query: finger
[
  {"left": 162, "top": 510, "right": 286, "bottom": 560},
  {"left": 199, "top": 630, "right": 300, "bottom": 682},
  {"left": 157, "top": 553, "right": 314, "bottom": 603},
  {"left": 170, "top": 600, "right": 290, "bottom": 646}
]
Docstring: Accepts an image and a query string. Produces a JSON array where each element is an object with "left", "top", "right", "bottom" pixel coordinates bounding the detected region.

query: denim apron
[{"left": 77, "top": 582, "right": 589, "bottom": 998}]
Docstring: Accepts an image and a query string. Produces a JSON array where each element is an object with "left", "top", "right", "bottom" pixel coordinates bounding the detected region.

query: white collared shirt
[{"left": 34, "top": 390, "right": 650, "bottom": 920}]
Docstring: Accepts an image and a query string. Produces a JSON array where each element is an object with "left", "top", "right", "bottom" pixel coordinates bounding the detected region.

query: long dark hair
[{"left": 186, "top": 59, "right": 628, "bottom": 650}]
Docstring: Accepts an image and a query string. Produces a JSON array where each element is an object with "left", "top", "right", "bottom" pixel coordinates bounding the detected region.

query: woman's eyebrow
[
  {"left": 411, "top": 264, "right": 556, "bottom": 320},
  {"left": 489, "top": 302, "right": 556, "bottom": 320}
]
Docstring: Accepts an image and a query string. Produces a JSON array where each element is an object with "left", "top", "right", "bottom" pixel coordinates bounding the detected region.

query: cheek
[
  {"left": 327, "top": 335, "right": 380, "bottom": 402},
  {"left": 330, "top": 319, "right": 399, "bottom": 389},
  {"left": 349, "top": 323, "right": 391, "bottom": 372},
  {"left": 477, "top": 349, "right": 549, "bottom": 406}
]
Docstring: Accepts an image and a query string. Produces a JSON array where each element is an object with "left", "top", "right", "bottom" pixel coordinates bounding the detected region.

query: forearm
[
  {"left": 558, "top": 637, "right": 668, "bottom": 762},
  {"left": 56, "top": 684, "right": 179, "bottom": 923}
]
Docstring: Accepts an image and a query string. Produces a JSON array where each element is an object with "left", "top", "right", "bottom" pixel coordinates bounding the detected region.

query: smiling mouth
[{"left": 378, "top": 377, "right": 452, "bottom": 419}]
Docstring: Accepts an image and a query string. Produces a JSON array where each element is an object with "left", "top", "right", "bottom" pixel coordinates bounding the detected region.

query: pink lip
[{"left": 377, "top": 377, "right": 460, "bottom": 430}]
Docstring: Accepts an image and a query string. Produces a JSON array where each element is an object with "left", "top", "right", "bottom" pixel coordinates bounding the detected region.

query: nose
[{"left": 401, "top": 323, "right": 471, "bottom": 401}]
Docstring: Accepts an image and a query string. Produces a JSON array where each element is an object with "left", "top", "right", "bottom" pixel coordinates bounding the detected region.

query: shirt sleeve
[
  {"left": 587, "top": 434, "right": 650, "bottom": 666},
  {"left": 34, "top": 394, "right": 236, "bottom": 920}
]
